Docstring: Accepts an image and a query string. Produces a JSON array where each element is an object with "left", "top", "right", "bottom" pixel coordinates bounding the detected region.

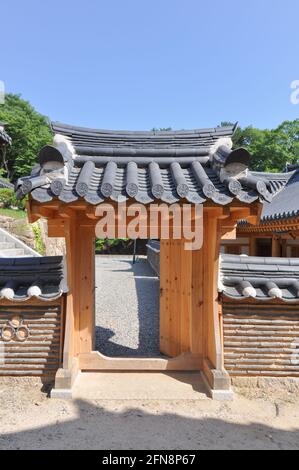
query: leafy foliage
[
  {"left": 0, "top": 188, "right": 27, "bottom": 210},
  {"left": 0, "top": 208, "right": 26, "bottom": 219},
  {"left": 220, "top": 120, "right": 299, "bottom": 172},
  {"left": 31, "top": 222, "right": 44, "bottom": 255},
  {"left": 0, "top": 94, "right": 52, "bottom": 181},
  {"left": 95, "top": 238, "right": 129, "bottom": 252}
]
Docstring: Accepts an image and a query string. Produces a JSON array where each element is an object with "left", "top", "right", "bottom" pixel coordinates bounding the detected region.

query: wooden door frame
[{"left": 28, "top": 198, "right": 260, "bottom": 396}]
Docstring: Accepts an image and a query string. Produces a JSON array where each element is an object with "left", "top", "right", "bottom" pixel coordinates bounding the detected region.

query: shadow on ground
[{"left": 0, "top": 397, "right": 298, "bottom": 450}]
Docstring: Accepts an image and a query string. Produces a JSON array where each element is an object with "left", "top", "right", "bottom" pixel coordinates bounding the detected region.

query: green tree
[
  {"left": 220, "top": 120, "right": 299, "bottom": 172},
  {"left": 0, "top": 94, "right": 52, "bottom": 181}
]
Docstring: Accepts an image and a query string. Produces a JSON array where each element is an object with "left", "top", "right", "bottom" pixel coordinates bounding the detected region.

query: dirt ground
[{"left": 0, "top": 378, "right": 299, "bottom": 450}]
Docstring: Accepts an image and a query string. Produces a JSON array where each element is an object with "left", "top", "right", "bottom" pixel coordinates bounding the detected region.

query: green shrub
[
  {"left": 0, "top": 188, "right": 27, "bottom": 210},
  {"left": 95, "top": 238, "right": 129, "bottom": 252},
  {"left": 32, "top": 222, "right": 44, "bottom": 255}
]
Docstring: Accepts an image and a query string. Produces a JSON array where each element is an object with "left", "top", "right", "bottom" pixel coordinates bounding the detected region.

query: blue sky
[{"left": 1, "top": 0, "right": 299, "bottom": 130}]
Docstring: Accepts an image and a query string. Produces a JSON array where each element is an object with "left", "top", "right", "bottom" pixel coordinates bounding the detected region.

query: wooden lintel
[
  {"left": 205, "top": 206, "right": 226, "bottom": 218},
  {"left": 47, "top": 218, "right": 65, "bottom": 237},
  {"left": 30, "top": 204, "right": 57, "bottom": 221},
  {"left": 86, "top": 206, "right": 98, "bottom": 219},
  {"left": 58, "top": 205, "right": 76, "bottom": 219}
]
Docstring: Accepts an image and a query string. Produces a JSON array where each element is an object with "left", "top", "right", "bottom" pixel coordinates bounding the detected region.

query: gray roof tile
[
  {"left": 220, "top": 254, "right": 299, "bottom": 302},
  {"left": 260, "top": 170, "right": 299, "bottom": 222},
  {"left": 15, "top": 122, "right": 282, "bottom": 206},
  {"left": 147, "top": 243, "right": 299, "bottom": 303},
  {"left": 0, "top": 256, "right": 67, "bottom": 302}
]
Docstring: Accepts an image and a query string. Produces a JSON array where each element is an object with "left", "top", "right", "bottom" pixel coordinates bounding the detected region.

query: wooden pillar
[
  {"left": 272, "top": 236, "right": 281, "bottom": 257},
  {"left": 53, "top": 214, "right": 81, "bottom": 392},
  {"left": 281, "top": 239, "right": 287, "bottom": 257},
  {"left": 63, "top": 214, "right": 80, "bottom": 364},
  {"left": 249, "top": 236, "right": 257, "bottom": 256},
  {"left": 63, "top": 218, "right": 95, "bottom": 359},
  {"left": 201, "top": 208, "right": 232, "bottom": 394},
  {"left": 202, "top": 211, "right": 222, "bottom": 370},
  {"left": 78, "top": 225, "right": 95, "bottom": 353},
  {"left": 160, "top": 238, "right": 203, "bottom": 360},
  {"left": 160, "top": 239, "right": 194, "bottom": 357}
]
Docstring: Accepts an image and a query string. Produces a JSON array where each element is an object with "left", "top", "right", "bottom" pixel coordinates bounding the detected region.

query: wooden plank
[
  {"left": 180, "top": 241, "right": 192, "bottom": 354},
  {"left": 249, "top": 236, "right": 257, "bottom": 256},
  {"left": 272, "top": 237, "right": 281, "bottom": 257},
  {"left": 159, "top": 239, "right": 170, "bottom": 355},
  {"left": 190, "top": 247, "right": 203, "bottom": 355},
  {"left": 78, "top": 226, "right": 95, "bottom": 353},
  {"left": 169, "top": 239, "right": 182, "bottom": 357}
]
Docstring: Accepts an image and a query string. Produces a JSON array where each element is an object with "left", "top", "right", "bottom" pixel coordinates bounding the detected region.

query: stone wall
[
  {"left": 39, "top": 219, "right": 65, "bottom": 256},
  {"left": 0, "top": 215, "right": 65, "bottom": 256},
  {"left": 0, "top": 215, "right": 36, "bottom": 249}
]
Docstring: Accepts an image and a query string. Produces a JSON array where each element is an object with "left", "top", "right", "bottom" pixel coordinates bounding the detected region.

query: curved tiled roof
[
  {"left": 220, "top": 254, "right": 299, "bottom": 302},
  {"left": 51, "top": 121, "right": 237, "bottom": 151},
  {"left": 148, "top": 242, "right": 299, "bottom": 303},
  {"left": 15, "top": 121, "right": 279, "bottom": 206},
  {"left": 0, "top": 256, "right": 67, "bottom": 302},
  {"left": 236, "top": 169, "right": 299, "bottom": 228},
  {"left": 260, "top": 170, "right": 299, "bottom": 222}
]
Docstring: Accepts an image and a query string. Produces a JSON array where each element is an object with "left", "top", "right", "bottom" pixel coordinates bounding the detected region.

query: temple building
[{"left": 221, "top": 164, "right": 299, "bottom": 257}]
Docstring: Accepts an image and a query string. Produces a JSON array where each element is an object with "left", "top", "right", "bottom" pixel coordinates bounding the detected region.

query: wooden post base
[
  {"left": 50, "top": 357, "right": 79, "bottom": 399},
  {"left": 201, "top": 359, "right": 233, "bottom": 401},
  {"left": 50, "top": 355, "right": 233, "bottom": 401}
]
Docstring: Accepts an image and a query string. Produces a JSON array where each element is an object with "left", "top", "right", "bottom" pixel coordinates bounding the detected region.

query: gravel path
[{"left": 95, "top": 255, "right": 160, "bottom": 357}]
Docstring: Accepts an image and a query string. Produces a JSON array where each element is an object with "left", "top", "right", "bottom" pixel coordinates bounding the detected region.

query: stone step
[
  {"left": 0, "top": 248, "right": 25, "bottom": 257},
  {"left": 70, "top": 372, "right": 208, "bottom": 400},
  {"left": 0, "top": 242, "right": 15, "bottom": 250},
  {"left": 0, "top": 228, "right": 40, "bottom": 257}
]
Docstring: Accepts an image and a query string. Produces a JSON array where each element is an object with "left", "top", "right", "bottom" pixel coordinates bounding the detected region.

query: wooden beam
[
  {"left": 58, "top": 205, "right": 75, "bottom": 219},
  {"left": 30, "top": 204, "right": 57, "bottom": 221},
  {"left": 26, "top": 200, "right": 39, "bottom": 223},
  {"left": 47, "top": 219, "right": 65, "bottom": 238},
  {"left": 79, "top": 351, "right": 202, "bottom": 371}
]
